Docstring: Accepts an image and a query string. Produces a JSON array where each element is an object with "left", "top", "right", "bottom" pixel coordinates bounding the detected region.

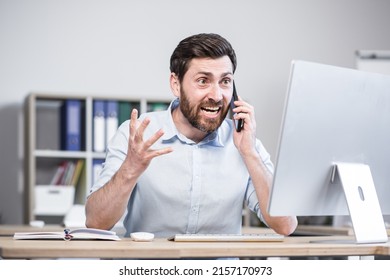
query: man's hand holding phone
[{"left": 230, "top": 82, "right": 244, "bottom": 132}]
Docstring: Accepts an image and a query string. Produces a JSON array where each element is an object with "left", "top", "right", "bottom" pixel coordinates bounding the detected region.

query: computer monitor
[{"left": 268, "top": 60, "right": 390, "bottom": 243}]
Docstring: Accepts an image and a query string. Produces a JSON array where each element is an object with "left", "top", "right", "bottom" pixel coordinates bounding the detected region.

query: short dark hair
[{"left": 170, "top": 33, "right": 237, "bottom": 82}]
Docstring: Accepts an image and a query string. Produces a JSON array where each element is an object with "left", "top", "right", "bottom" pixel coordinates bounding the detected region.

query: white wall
[{"left": 1, "top": 0, "right": 390, "bottom": 224}]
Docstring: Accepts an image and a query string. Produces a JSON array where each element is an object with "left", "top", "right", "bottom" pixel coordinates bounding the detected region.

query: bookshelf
[{"left": 24, "top": 92, "right": 170, "bottom": 224}]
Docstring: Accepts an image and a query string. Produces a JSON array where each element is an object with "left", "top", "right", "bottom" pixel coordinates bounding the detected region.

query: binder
[
  {"left": 147, "top": 102, "right": 169, "bottom": 112},
  {"left": 105, "top": 100, "right": 119, "bottom": 147},
  {"left": 93, "top": 100, "right": 105, "bottom": 152},
  {"left": 118, "top": 101, "right": 131, "bottom": 126},
  {"left": 118, "top": 101, "right": 141, "bottom": 126},
  {"left": 60, "top": 99, "right": 82, "bottom": 151},
  {"left": 92, "top": 159, "right": 104, "bottom": 185}
]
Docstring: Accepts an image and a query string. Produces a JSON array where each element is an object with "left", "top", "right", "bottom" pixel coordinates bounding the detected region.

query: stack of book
[{"left": 50, "top": 159, "right": 84, "bottom": 187}]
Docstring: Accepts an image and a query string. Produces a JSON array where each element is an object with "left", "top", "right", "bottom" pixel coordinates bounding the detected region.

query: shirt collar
[{"left": 161, "top": 98, "right": 224, "bottom": 147}]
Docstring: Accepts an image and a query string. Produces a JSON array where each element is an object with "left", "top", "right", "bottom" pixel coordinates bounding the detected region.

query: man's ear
[{"left": 170, "top": 73, "right": 180, "bottom": 98}]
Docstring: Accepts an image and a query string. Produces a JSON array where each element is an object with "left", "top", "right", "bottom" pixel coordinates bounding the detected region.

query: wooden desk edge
[{"left": 1, "top": 236, "right": 389, "bottom": 259}]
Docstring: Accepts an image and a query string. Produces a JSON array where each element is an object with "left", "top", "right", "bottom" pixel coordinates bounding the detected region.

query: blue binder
[
  {"left": 92, "top": 159, "right": 105, "bottom": 185},
  {"left": 93, "top": 100, "right": 106, "bottom": 152},
  {"left": 61, "top": 99, "right": 82, "bottom": 151},
  {"left": 106, "top": 100, "right": 118, "bottom": 119},
  {"left": 105, "top": 100, "right": 119, "bottom": 148}
]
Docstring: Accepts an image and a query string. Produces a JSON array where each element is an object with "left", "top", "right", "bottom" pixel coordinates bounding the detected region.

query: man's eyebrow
[
  {"left": 221, "top": 71, "right": 234, "bottom": 77},
  {"left": 196, "top": 71, "right": 233, "bottom": 77}
]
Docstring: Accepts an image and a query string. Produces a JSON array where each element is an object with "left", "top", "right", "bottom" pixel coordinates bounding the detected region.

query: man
[{"left": 85, "top": 33, "right": 297, "bottom": 237}]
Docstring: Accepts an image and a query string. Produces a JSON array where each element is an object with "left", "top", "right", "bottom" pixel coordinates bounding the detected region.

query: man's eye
[
  {"left": 221, "top": 79, "right": 232, "bottom": 86},
  {"left": 197, "top": 78, "right": 207, "bottom": 85}
]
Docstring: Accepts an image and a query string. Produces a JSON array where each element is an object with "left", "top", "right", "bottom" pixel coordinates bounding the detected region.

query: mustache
[{"left": 199, "top": 100, "right": 223, "bottom": 107}]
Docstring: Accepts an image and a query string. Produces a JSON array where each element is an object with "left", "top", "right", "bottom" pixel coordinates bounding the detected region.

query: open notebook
[{"left": 13, "top": 228, "right": 121, "bottom": 241}]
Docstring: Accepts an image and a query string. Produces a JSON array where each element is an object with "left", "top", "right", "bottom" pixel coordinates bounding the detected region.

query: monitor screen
[{"left": 268, "top": 60, "right": 390, "bottom": 219}]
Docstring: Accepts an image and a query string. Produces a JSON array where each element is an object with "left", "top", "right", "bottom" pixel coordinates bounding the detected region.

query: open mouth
[{"left": 201, "top": 106, "right": 221, "bottom": 116}]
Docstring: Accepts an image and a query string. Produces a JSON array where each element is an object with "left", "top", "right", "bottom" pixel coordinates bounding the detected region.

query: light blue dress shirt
[{"left": 90, "top": 99, "right": 274, "bottom": 238}]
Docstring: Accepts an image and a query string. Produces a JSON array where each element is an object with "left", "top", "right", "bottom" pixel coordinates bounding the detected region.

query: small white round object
[
  {"left": 29, "top": 220, "right": 45, "bottom": 228},
  {"left": 130, "top": 232, "right": 155, "bottom": 242}
]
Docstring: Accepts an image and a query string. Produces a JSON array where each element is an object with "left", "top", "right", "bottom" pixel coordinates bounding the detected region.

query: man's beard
[{"left": 179, "top": 88, "right": 229, "bottom": 133}]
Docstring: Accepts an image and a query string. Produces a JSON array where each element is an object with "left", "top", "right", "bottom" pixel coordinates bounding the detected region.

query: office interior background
[{"left": 1, "top": 0, "right": 390, "bottom": 225}]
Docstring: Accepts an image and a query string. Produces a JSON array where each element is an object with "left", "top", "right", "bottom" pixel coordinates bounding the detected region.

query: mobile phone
[{"left": 230, "top": 82, "right": 244, "bottom": 132}]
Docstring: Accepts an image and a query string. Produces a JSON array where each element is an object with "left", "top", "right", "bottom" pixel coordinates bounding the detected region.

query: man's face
[{"left": 178, "top": 56, "right": 234, "bottom": 133}]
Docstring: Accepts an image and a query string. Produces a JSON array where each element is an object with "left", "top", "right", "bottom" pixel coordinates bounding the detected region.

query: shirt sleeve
[{"left": 244, "top": 139, "right": 275, "bottom": 224}]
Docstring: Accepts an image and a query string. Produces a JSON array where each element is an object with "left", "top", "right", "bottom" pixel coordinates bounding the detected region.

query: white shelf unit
[{"left": 24, "top": 92, "right": 170, "bottom": 224}]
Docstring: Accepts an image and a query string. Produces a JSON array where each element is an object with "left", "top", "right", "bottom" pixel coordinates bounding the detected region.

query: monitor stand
[{"left": 331, "top": 162, "right": 388, "bottom": 244}]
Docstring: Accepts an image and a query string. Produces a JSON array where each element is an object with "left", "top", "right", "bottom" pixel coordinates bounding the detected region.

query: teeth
[{"left": 202, "top": 107, "right": 219, "bottom": 112}]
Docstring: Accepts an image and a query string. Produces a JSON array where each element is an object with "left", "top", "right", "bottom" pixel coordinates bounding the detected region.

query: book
[
  {"left": 50, "top": 160, "right": 83, "bottom": 187},
  {"left": 70, "top": 159, "right": 84, "bottom": 187},
  {"left": 13, "top": 228, "right": 121, "bottom": 241},
  {"left": 49, "top": 161, "right": 67, "bottom": 185},
  {"left": 61, "top": 161, "right": 75, "bottom": 185}
]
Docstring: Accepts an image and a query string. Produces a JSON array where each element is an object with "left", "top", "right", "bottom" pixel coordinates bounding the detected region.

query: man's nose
[{"left": 207, "top": 83, "right": 223, "bottom": 101}]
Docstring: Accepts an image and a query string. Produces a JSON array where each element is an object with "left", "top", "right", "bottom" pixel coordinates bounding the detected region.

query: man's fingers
[
  {"left": 135, "top": 118, "right": 151, "bottom": 141},
  {"left": 148, "top": 147, "right": 174, "bottom": 159},
  {"left": 129, "top": 109, "right": 139, "bottom": 138},
  {"left": 129, "top": 109, "right": 151, "bottom": 143},
  {"left": 127, "top": 110, "right": 172, "bottom": 160},
  {"left": 143, "top": 128, "right": 165, "bottom": 149}
]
